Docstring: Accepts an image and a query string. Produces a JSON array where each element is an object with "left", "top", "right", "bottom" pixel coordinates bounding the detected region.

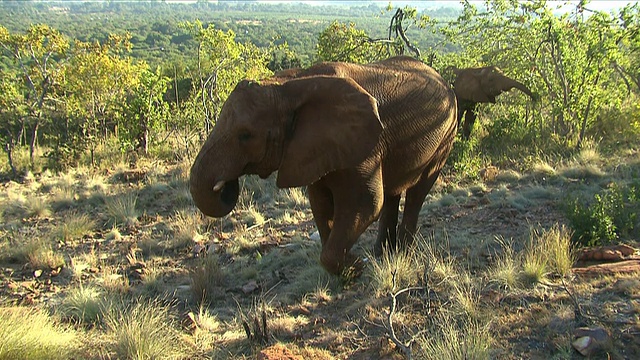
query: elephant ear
[{"left": 276, "top": 76, "right": 382, "bottom": 188}]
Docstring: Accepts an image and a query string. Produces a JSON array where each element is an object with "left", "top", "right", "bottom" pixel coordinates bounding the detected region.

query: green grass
[{"left": 0, "top": 306, "right": 78, "bottom": 360}]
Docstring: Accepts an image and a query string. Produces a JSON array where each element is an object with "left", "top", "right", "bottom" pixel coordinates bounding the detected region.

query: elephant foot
[{"left": 321, "top": 250, "right": 363, "bottom": 277}]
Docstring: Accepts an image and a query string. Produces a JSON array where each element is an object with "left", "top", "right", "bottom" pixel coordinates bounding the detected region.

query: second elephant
[{"left": 452, "top": 66, "right": 535, "bottom": 139}]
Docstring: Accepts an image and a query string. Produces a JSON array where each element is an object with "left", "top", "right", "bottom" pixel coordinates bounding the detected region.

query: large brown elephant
[
  {"left": 452, "top": 66, "right": 535, "bottom": 139},
  {"left": 189, "top": 56, "right": 458, "bottom": 274}
]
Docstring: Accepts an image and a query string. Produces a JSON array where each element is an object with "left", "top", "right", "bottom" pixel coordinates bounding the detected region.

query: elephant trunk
[
  {"left": 190, "top": 176, "right": 240, "bottom": 218},
  {"left": 189, "top": 144, "right": 241, "bottom": 218},
  {"left": 511, "top": 80, "right": 535, "bottom": 100}
]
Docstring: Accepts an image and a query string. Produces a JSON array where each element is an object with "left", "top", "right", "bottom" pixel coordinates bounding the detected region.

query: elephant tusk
[{"left": 213, "top": 180, "right": 225, "bottom": 192}]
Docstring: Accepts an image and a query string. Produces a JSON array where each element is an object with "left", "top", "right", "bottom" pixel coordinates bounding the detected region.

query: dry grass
[
  {"left": 1, "top": 134, "right": 638, "bottom": 359},
  {"left": 26, "top": 238, "right": 66, "bottom": 270},
  {"left": 0, "top": 306, "right": 79, "bottom": 360},
  {"left": 414, "top": 313, "right": 492, "bottom": 360},
  {"left": 53, "top": 212, "right": 95, "bottom": 242},
  {"left": 104, "top": 299, "right": 186, "bottom": 360},
  {"left": 191, "top": 254, "right": 226, "bottom": 304},
  {"left": 104, "top": 192, "right": 139, "bottom": 226},
  {"left": 58, "top": 285, "right": 105, "bottom": 325}
]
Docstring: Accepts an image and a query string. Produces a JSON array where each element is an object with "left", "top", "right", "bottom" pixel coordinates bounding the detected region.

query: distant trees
[
  {"left": 0, "top": 24, "right": 68, "bottom": 173},
  {"left": 0, "top": 1, "right": 638, "bottom": 176}
]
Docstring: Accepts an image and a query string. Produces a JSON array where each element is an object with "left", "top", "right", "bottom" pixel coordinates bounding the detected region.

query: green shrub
[{"left": 565, "top": 182, "right": 639, "bottom": 246}]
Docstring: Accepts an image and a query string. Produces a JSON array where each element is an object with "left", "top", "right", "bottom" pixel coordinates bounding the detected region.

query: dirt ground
[{"left": 1, "top": 152, "right": 639, "bottom": 359}]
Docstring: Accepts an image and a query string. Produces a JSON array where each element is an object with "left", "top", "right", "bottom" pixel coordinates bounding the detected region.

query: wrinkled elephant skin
[{"left": 190, "top": 56, "right": 458, "bottom": 274}]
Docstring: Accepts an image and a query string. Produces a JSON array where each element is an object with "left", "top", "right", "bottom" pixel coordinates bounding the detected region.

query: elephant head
[
  {"left": 452, "top": 66, "right": 534, "bottom": 104},
  {"left": 189, "top": 76, "right": 382, "bottom": 218}
]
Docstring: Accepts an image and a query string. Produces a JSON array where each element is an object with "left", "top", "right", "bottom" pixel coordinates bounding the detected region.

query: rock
[
  {"left": 572, "top": 327, "right": 612, "bottom": 356},
  {"left": 577, "top": 244, "right": 638, "bottom": 262},
  {"left": 257, "top": 344, "right": 303, "bottom": 360},
  {"left": 573, "top": 260, "right": 640, "bottom": 277}
]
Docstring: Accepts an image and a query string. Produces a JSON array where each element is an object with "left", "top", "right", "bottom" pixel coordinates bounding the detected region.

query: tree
[
  {"left": 0, "top": 24, "right": 68, "bottom": 169},
  {"left": 316, "top": 21, "right": 388, "bottom": 63},
  {"left": 179, "top": 20, "right": 271, "bottom": 135},
  {"left": 431, "top": 0, "right": 639, "bottom": 147},
  {"left": 63, "top": 34, "right": 142, "bottom": 165},
  {"left": 118, "top": 66, "right": 170, "bottom": 155}
]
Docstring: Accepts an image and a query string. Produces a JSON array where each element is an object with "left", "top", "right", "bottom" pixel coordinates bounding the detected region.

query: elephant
[
  {"left": 451, "top": 66, "right": 535, "bottom": 139},
  {"left": 189, "top": 56, "right": 458, "bottom": 275}
]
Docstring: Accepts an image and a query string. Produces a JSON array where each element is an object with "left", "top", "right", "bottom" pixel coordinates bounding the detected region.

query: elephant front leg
[
  {"left": 374, "top": 193, "right": 400, "bottom": 256},
  {"left": 318, "top": 171, "right": 383, "bottom": 275},
  {"left": 462, "top": 103, "right": 478, "bottom": 140},
  {"left": 307, "top": 184, "right": 334, "bottom": 244}
]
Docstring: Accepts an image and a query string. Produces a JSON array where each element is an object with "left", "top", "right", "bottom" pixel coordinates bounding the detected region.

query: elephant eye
[{"left": 238, "top": 130, "right": 252, "bottom": 142}]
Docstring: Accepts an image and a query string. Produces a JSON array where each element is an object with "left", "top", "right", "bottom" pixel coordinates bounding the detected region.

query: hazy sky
[{"left": 257, "top": 1, "right": 635, "bottom": 12}]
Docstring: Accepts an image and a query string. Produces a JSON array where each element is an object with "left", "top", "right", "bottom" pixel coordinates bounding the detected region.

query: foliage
[
  {"left": 0, "top": 24, "right": 68, "bottom": 172},
  {"left": 432, "top": 0, "right": 640, "bottom": 148},
  {"left": 316, "top": 21, "right": 387, "bottom": 63},
  {"left": 61, "top": 34, "right": 142, "bottom": 167},
  {"left": 179, "top": 20, "right": 272, "bottom": 136},
  {"left": 565, "top": 182, "right": 640, "bottom": 246}
]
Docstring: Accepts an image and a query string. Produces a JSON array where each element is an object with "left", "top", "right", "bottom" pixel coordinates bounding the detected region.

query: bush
[{"left": 565, "top": 182, "right": 639, "bottom": 246}]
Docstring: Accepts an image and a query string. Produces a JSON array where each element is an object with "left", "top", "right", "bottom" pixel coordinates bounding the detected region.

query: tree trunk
[
  {"left": 4, "top": 141, "right": 17, "bottom": 178},
  {"left": 29, "top": 120, "right": 39, "bottom": 169}
]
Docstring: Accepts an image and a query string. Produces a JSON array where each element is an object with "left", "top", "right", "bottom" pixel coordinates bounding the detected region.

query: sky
[{"left": 256, "top": 1, "right": 636, "bottom": 12}]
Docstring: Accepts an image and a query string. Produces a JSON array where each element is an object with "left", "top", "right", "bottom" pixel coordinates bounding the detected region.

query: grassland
[{"left": 0, "top": 134, "right": 639, "bottom": 360}]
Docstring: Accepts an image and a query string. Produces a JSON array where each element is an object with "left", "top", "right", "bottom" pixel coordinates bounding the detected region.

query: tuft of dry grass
[
  {"left": 169, "top": 209, "right": 203, "bottom": 249},
  {"left": 58, "top": 285, "right": 105, "bottom": 325},
  {"left": 26, "top": 238, "right": 66, "bottom": 270},
  {"left": 100, "top": 266, "right": 131, "bottom": 294},
  {"left": 558, "top": 164, "right": 605, "bottom": 180},
  {"left": 22, "top": 195, "right": 52, "bottom": 218},
  {"left": 496, "top": 169, "right": 522, "bottom": 184},
  {"left": 415, "top": 313, "right": 492, "bottom": 360},
  {"left": 487, "top": 238, "right": 521, "bottom": 290},
  {"left": 104, "top": 299, "right": 186, "bottom": 360},
  {"left": 366, "top": 247, "right": 424, "bottom": 297},
  {"left": 530, "top": 225, "right": 575, "bottom": 277},
  {"left": 0, "top": 306, "right": 79, "bottom": 360},
  {"left": 278, "top": 187, "right": 309, "bottom": 208},
  {"left": 191, "top": 254, "right": 226, "bottom": 304},
  {"left": 104, "top": 192, "right": 139, "bottom": 226},
  {"left": 53, "top": 212, "right": 95, "bottom": 242}
]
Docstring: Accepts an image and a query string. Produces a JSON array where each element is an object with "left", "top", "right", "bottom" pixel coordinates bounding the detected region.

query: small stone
[
  {"left": 33, "top": 269, "right": 43, "bottom": 278},
  {"left": 572, "top": 336, "right": 592, "bottom": 356},
  {"left": 572, "top": 327, "right": 612, "bottom": 356}
]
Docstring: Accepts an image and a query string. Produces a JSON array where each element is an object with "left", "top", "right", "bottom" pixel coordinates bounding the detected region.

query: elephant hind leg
[
  {"left": 398, "top": 162, "right": 450, "bottom": 249},
  {"left": 374, "top": 193, "right": 401, "bottom": 257}
]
